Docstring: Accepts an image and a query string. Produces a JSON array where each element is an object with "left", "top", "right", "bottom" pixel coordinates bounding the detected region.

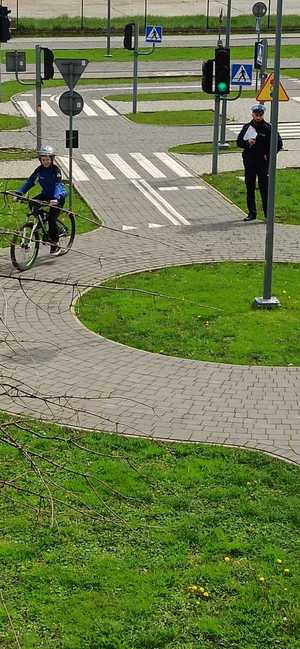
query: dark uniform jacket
[{"left": 236, "top": 120, "right": 283, "bottom": 164}]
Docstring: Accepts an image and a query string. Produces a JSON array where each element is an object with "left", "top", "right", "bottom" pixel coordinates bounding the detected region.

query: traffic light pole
[
  {"left": 35, "top": 44, "right": 42, "bottom": 152},
  {"left": 212, "top": 95, "right": 221, "bottom": 174},
  {"left": 254, "top": 0, "right": 282, "bottom": 309},
  {"left": 219, "top": 0, "right": 232, "bottom": 146},
  {"left": 132, "top": 23, "right": 139, "bottom": 114},
  {"left": 68, "top": 74, "right": 74, "bottom": 211}
]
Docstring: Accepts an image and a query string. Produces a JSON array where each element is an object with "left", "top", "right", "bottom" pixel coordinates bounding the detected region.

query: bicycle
[{"left": 7, "top": 193, "right": 75, "bottom": 272}]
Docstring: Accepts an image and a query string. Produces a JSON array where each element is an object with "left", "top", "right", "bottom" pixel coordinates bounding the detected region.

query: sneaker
[
  {"left": 243, "top": 214, "right": 256, "bottom": 222},
  {"left": 50, "top": 244, "right": 61, "bottom": 256}
]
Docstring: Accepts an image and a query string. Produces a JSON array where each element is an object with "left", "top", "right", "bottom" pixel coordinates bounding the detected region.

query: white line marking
[
  {"left": 41, "top": 100, "right": 57, "bottom": 116},
  {"left": 16, "top": 101, "right": 36, "bottom": 117},
  {"left": 132, "top": 179, "right": 179, "bottom": 225},
  {"left": 106, "top": 154, "right": 141, "bottom": 179},
  {"left": 82, "top": 103, "right": 98, "bottom": 116},
  {"left": 19, "top": 93, "right": 34, "bottom": 97},
  {"left": 148, "top": 223, "right": 165, "bottom": 228},
  {"left": 129, "top": 152, "right": 166, "bottom": 178},
  {"left": 93, "top": 99, "right": 119, "bottom": 116},
  {"left": 57, "top": 157, "right": 89, "bottom": 181},
  {"left": 158, "top": 186, "right": 179, "bottom": 191},
  {"left": 122, "top": 225, "right": 137, "bottom": 231},
  {"left": 82, "top": 154, "right": 115, "bottom": 180},
  {"left": 139, "top": 179, "right": 190, "bottom": 225},
  {"left": 185, "top": 185, "right": 204, "bottom": 190},
  {"left": 154, "top": 152, "right": 192, "bottom": 178}
]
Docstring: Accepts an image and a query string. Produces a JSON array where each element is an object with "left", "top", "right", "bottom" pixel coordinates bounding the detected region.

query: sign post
[
  {"left": 252, "top": 2, "right": 267, "bottom": 91},
  {"left": 254, "top": 0, "right": 284, "bottom": 309},
  {"left": 55, "top": 58, "right": 88, "bottom": 210}
]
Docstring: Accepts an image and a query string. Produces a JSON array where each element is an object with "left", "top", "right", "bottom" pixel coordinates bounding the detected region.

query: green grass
[
  {"left": 0, "top": 179, "right": 100, "bottom": 248},
  {"left": 0, "top": 148, "right": 36, "bottom": 160},
  {"left": 0, "top": 113, "right": 29, "bottom": 131},
  {"left": 12, "top": 13, "right": 300, "bottom": 34},
  {"left": 204, "top": 169, "right": 300, "bottom": 225},
  {"left": 170, "top": 141, "right": 238, "bottom": 154},
  {"left": 282, "top": 68, "right": 300, "bottom": 78},
  {"left": 76, "top": 262, "right": 300, "bottom": 366},
  {"left": 1, "top": 416, "right": 299, "bottom": 649},
  {"left": 105, "top": 89, "right": 256, "bottom": 102},
  {"left": 2, "top": 45, "right": 300, "bottom": 65},
  {"left": 128, "top": 109, "right": 214, "bottom": 126}
]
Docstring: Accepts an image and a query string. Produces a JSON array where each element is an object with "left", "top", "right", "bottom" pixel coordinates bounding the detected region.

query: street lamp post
[
  {"left": 144, "top": 0, "right": 148, "bottom": 34},
  {"left": 106, "top": 0, "right": 112, "bottom": 57}
]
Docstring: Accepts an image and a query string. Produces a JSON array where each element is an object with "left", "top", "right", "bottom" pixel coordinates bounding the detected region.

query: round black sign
[
  {"left": 252, "top": 2, "right": 267, "bottom": 17},
  {"left": 59, "top": 90, "right": 84, "bottom": 116}
]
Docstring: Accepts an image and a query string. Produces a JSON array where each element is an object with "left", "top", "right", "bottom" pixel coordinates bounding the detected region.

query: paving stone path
[{"left": 0, "top": 114, "right": 299, "bottom": 466}]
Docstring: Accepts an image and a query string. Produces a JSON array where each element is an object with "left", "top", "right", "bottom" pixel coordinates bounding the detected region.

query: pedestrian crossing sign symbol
[
  {"left": 145, "top": 25, "right": 163, "bottom": 43},
  {"left": 231, "top": 63, "right": 253, "bottom": 86},
  {"left": 256, "top": 72, "right": 289, "bottom": 102}
]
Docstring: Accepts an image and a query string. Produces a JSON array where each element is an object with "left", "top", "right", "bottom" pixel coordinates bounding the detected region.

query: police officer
[{"left": 237, "top": 104, "right": 283, "bottom": 222}]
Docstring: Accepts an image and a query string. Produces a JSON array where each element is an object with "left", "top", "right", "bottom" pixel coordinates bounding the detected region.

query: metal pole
[
  {"left": 35, "top": 44, "right": 42, "bottom": 152},
  {"left": 16, "top": 0, "right": 19, "bottom": 31},
  {"left": 106, "top": 0, "right": 112, "bottom": 57},
  {"left": 81, "top": 0, "right": 84, "bottom": 30},
  {"left": 254, "top": 0, "right": 282, "bottom": 308},
  {"left": 206, "top": 0, "right": 210, "bottom": 29},
  {"left": 69, "top": 105, "right": 73, "bottom": 211},
  {"left": 255, "top": 18, "right": 261, "bottom": 92},
  {"left": 212, "top": 95, "right": 220, "bottom": 174},
  {"left": 144, "top": 0, "right": 148, "bottom": 34},
  {"left": 132, "top": 23, "right": 139, "bottom": 114},
  {"left": 267, "top": 0, "right": 271, "bottom": 29},
  {"left": 219, "top": 0, "right": 231, "bottom": 145},
  {"left": 260, "top": 38, "right": 268, "bottom": 88}
]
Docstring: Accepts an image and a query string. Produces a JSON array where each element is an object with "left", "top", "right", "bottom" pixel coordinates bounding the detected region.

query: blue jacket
[{"left": 18, "top": 164, "right": 67, "bottom": 201}]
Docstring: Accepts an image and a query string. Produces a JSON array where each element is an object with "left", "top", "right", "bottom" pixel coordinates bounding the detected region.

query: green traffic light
[{"left": 217, "top": 82, "right": 228, "bottom": 93}]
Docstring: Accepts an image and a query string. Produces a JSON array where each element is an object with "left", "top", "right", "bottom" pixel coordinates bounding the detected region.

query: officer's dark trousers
[{"left": 244, "top": 161, "right": 268, "bottom": 218}]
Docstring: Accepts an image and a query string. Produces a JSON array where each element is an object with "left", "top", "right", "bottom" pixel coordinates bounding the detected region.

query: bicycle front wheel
[
  {"left": 56, "top": 212, "right": 75, "bottom": 256},
  {"left": 10, "top": 222, "right": 40, "bottom": 271}
]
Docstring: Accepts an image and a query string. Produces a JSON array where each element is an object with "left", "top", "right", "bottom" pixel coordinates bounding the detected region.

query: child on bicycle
[{"left": 15, "top": 145, "right": 67, "bottom": 255}]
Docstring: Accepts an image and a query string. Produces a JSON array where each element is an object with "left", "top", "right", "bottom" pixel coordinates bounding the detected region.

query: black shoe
[
  {"left": 243, "top": 214, "right": 257, "bottom": 222},
  {"left": 50, "top": 244, "right": 61, "bottom": 256}
]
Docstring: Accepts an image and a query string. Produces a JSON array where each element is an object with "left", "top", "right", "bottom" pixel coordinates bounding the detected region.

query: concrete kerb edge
[{"left": 2, "top": 406, "right": 299, "bottom": 466}]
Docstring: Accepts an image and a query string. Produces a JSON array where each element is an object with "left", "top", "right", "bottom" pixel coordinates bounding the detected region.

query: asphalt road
[{"left": 6, "top": 34, "right": 300, "bottom": 50}]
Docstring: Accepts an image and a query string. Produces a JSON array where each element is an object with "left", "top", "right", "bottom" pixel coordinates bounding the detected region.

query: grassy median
[{"left": 76, "top": 262, "right": 300, "bottom": 367}]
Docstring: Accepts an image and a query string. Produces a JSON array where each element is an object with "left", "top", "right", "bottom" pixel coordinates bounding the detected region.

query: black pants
[
  {"left": 244, "top": 161, "right": 268, "bottom": 218},
  {"left": 31, "top": 194, "right": 65, "bottom": 243}
]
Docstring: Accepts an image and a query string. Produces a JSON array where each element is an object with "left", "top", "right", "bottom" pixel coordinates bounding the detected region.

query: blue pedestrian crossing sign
[
  {"left": 231, "top": 63, "right": 253, "bottom": 86},
  {"left": 145, "top": 25, "right": 163, "bottom": 43}
]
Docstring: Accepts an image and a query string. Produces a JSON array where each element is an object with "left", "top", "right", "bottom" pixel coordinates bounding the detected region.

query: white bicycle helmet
[{"left": 38, "top": 145, "right": 55, "bottom": 157}]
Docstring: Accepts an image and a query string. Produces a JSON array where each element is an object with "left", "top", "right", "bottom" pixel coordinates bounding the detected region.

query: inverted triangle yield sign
[
  {"left": 54, "top": 58, "right": 89, "bottom": 90},
  {"left": 256, "top": 72, "right": 289, "bottom": 102}
]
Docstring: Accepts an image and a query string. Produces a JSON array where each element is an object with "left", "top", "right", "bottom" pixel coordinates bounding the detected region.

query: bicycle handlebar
[{"left": 0, "top": 190, "right": 75, "bottom": 217}]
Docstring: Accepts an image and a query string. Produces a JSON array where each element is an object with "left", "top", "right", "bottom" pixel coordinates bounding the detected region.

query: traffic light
[
  {"left": 0, "top": 6, "right": 11, "bottom": 43},
  {"left": 215, "top": 47, "right": 230, "bottom": 96},
  {"left": 202, "top": 59, "right": 214, "bottom": 94},
  {"left": 43, "top": 48, "right": 54, "bottom": 80},
  {"left": 124, "top": 23, "right": 135, "bottom": 51}
]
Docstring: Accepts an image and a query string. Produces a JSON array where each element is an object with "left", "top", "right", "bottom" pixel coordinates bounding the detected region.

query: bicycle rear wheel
[
  {"left": 56, "top": 212, "right": 75, "bottom": 255},
  {"left": 10, "top": 222, "right": 40, "bottom": 271}
]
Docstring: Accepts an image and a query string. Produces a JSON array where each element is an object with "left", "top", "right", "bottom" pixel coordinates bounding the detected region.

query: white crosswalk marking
[
  {"left": 106, "top": 154, "right": 141, "bottom": 179},
  {"left": 129, "top": 152, "right": 167, "bottom": 178},
  {"left": 154, "top": 152, "right": 193, "bottom": 177},
  {"left": 57, "top": 157, "right": 89, "bottom": 181},
  {"left": 93, "top": 99, "right": 119, "bottom": 116},
  {"left": 82, "top": 103, "right": 98, "bottom": 116},
  {"left": 227, "top": 122, "right": 300, "bottom": 139},
  {"left": 16, "top": 101, "right": 36, "bottom": 117},
  {"left": 41, "top": 100, "right": 57, "bottom": 117},
  {"left": 82, "top": 154, "right": 115, "bottom": 180}
]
